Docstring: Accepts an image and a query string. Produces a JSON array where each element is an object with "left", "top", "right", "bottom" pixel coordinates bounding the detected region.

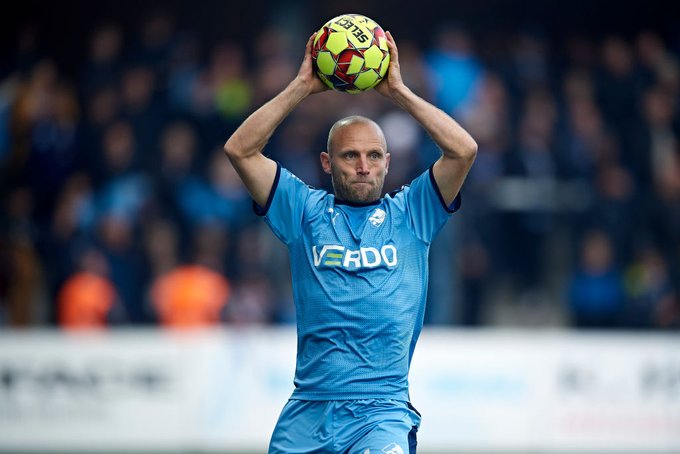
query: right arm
[{"left": 224, "top": 33, "right": 327, "bottom": 207}]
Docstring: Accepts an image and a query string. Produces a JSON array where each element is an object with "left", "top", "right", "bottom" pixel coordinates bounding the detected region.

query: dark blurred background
[{"left": 1, "top": 0, "right": 679, "bottom": 330}]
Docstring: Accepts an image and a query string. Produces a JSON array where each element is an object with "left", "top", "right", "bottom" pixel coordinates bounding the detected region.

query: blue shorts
[{"left": 268, "top": 399, "right": 421, "bottom": 454}]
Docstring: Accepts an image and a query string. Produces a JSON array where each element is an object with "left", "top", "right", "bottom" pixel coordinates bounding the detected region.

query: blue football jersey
[{"left": 256, "top": 164, "right": 460, "bottom": 401}]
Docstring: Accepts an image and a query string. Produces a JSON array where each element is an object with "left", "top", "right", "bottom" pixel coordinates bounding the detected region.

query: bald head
[
  {"left": 320, "top": 114, "right": 390, "bottom": 203},
  {"left": 327, "top": 115, "right": 386, "bottom": 154}
]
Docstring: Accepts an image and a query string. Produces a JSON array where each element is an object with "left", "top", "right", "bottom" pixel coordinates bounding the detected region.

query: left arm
[{"left": 376, "top": 31, "right": 477, "bottom": 205}]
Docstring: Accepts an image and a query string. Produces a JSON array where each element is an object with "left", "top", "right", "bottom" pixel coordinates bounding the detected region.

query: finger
[
  {"left": 305, "top": 33, "right": 317, "bottom": 53},
  {"left": 385, "top": 31, "right": 398, "bottom": 58}
]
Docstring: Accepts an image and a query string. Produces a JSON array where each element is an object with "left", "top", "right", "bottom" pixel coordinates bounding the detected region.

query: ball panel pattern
[{"left": 311, "top": 14, "right": 390, "bottom": 93}]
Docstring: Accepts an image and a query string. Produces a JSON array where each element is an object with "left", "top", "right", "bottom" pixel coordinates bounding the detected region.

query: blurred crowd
[{"left": 0, "top": 7, "right": 679, "bottom": 330}]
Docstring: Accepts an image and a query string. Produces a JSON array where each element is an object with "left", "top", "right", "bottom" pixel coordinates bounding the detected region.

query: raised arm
[
  {"left": 224, "top": 33, "right": 327, "bottom": 207},
  {"left": 376, "top": 32, "right": 477, "bottom": 206}
]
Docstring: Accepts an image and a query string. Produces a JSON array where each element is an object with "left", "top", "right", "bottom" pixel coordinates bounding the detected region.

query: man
[{"left": 224, "top": 30, "right": 476, "bottom": 454}]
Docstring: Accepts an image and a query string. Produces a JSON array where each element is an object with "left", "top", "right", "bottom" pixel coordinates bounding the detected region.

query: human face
[{"left": 320, "top": 122, "right": 390, "bottom": 203}]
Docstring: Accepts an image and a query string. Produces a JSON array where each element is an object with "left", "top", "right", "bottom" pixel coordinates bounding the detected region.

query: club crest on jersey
[
  {"left": 312, "top": 244, "right": 397, "bottom": 269},
  {"left": 369, "top": 208, "right": 386, "bottom": 226},
  {"left": 382, "top": 443, "right": 404, "bottom": 454}
]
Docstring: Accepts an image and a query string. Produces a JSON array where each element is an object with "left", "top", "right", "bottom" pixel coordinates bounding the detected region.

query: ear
[
  {"left": 385, "top": 152, "right": 391, "bottom": 174},
  {"left": 320, "top": 151, "right": 332, "bottom": 175}
]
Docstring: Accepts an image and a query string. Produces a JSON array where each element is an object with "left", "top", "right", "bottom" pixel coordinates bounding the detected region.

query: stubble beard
[{"left": 331, "top": 168, "right": 384, "bottom": 203}]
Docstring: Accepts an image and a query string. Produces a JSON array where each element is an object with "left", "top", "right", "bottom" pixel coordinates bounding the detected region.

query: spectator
[
  {"left": 1, "top": 233, "right": 44, "bottom": 327},
  {"left": 636, "top": 86, "right": 680, "bottom": 282},
  {"left": 558, "top": 96, "right": 611, "bottom": 180},
  {"left": 425, "top": 23, "right": 483, "bottom": 116},
  {"left": 503, "top": 30, "right": 552, "bottom": 98},
  {"left": 87, "top": 120, "right": 150, "bottom": 323},
  {"left": 80, "top": 84, "right": 121, "bottom": 174},
  {"left": 211, "top": 42, "right": 253, "bottom": 123},
  {"left": 151, "top": 119, "right": 201, "bottom": 231},
  {"left": 92, "top": 120, "right": 151, "bottom": 218},
  {"left": 142, "top": 218, "right": 181, "bottom": 280},
  {"left": 44, "top": 172, "right": 95, "bottom": 315},
  {"left": 624, "top": 245, "right": 679, "bottom": 329},
  {"left": 150, "top": 264, "right": 230, "bottom": 329},
  {"left": 95, "top": 214, "right": 146, "bottom": 323},
  {"left": 166, "top": 33, "right": 203, "bottom": 114},
  {"left": 225, "top": 273, "right": 274, "bottom": 325},
  {"left": 190, "top": 223, "right": 231, "bottom": 274},
  {"left": 272, "top": 116, "right": 325, "bottom": 187},
  {"left": 567, "top": 229, "right": 626, "bottom": 328},
  {"left": 57, "top": 247, "right": 126, "bottom": 330},
  {"left": 503, "top": 88, "right": 558, "bottom": 295},
  {"left": 0, "top": 188, "right": 45, "bottom": 326},
  {"left": 588, "top": 161, "right": 637, "bottom": 263},
  {"left": 252, "top": 27, "right": 296, "bottom": 106},
  {"left": 0, "top": 74, "right": 20, "bottom": 166},
  {"left": 23, "top": 81, "right": 81, "bottom": 222},
  {"left": 454, "top": 71, "right": 512, "bottom": 318},
  {"left": 634, "top": 31, "right": 679, "bottom": 95},
  {"left": 596, "top": 36, "right": 643, "bottom": 165},
  {"left": 10, "top": 60, "right": 60, "bottom": 166},
  {"left": 176, "top": 148, "right": 253, "bottom": 230},
  {"left": 131, "top": 8, "right": 177, "bottom": 81},
  {"left": 119, "top": 63, "right": 166, "bottom": 162},
  {"left": 79, "top": 23, "right": 124, "bottom": 97}
]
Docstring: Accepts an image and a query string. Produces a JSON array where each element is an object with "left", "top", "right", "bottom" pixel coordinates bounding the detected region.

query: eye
[
  {"left": 344, "top": 151, "right": 357, "bottom": 159},
  {"left": 370, "top": 152, "right": 381, "bottom": 160}
]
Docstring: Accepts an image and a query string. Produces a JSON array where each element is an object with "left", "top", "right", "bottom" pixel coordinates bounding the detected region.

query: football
[{"left": 312, "top": 14, "right": 390, "bottom": 93}]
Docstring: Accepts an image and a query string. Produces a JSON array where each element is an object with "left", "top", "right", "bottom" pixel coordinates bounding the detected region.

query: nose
[{"left": 356, "top": 155, "right": 370, "bottom": 175}]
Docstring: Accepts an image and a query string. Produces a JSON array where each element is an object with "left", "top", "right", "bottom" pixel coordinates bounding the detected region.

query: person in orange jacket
[{"left": 150, "top": 264, "right": 230, "bottom": 329}]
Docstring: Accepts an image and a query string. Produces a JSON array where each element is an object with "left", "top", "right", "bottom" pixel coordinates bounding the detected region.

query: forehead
[{"left": 332, "top": 122, "right": 386, "bottom": 151}]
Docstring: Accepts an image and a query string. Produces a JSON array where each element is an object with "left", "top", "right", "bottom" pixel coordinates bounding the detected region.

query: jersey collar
[{"left": 333, "top": 197, "right": 382, "bottom": 207}]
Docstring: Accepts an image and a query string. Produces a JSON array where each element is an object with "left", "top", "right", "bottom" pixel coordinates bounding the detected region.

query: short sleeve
[
  {"left": 396, "top": 166, "right": 461, "bottom": 243},
  {"left": 253, "top": 164, "right": 313, "bottom": 244}
]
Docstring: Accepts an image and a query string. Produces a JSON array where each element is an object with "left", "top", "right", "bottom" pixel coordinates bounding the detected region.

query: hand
[
  {"left": 375, "top": 31, "right": 407, "bottom": 99},
  {"left": 294, "top": 33, "right": 329, "bottom": 96}
]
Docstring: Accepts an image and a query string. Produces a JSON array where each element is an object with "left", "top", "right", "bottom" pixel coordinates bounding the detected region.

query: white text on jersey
[{"left": 312, "top": 245, "right": 398, "bottom": 268}]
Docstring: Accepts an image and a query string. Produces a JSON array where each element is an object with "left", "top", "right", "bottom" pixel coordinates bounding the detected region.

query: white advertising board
[
  {"left": 0, "top": 328, "right": 296, "bottom": 452},
  {"left": 410, "top": 330, "right": 680, "bottom": 453},
  {"left": 0, "top": 328, "right": 678, "bottom": 453}
]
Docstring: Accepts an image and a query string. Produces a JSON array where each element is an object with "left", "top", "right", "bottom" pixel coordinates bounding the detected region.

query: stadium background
[{"left": 1, "top": 0, "right": 679, "bottom": 453}]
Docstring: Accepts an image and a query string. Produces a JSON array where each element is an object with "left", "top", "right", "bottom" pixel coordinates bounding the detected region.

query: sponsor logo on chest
[{"left": 312, "top": 244, "right": 398, "bottom": 269}]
